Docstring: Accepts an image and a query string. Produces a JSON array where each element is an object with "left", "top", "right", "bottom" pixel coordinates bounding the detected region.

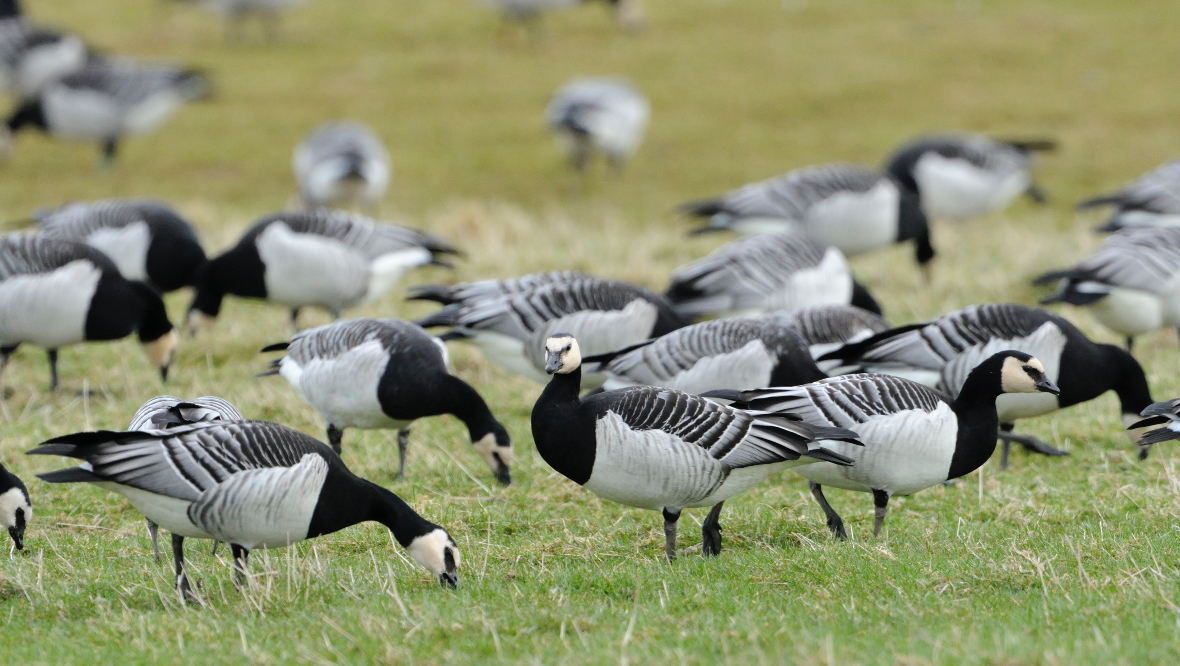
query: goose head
[
  {"left": 406, "top": 528, "right": 461, "bottom": 588},
  {"left": 472, "top": 423, "right": 514, "bottom": 486},
  {"left": 544, "top": 334, "right": 582, "bottom": 375},
  {"left": 142, "top": 330, "right": 180, "bottom": 382},
  {"left": 0, "top": 487, "right": 30, "bottom": 552},
  {"left": 996, "top": 351, "right": 1060, "bottom": 395}
]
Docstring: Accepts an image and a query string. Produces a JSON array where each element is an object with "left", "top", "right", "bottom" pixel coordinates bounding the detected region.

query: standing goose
[
  {"left": 817, "top": 304, "right": 1153, "bottom": 465},
  {"left": 664, "top": 233, "right": 882, "bottom": 320},
  {"left": 260, "top": 318, "right": 513, "bottom": 485},
  {"left": 478, "top": 0, "right": 644, "bottom": 32},
  {"left": 581, "top": 318, "right": 827, "bottom": 394},
  {"left": 760, "top": 304, "right": 891, "bottom": 372},
  {"left": 293, "top": 121, "right": 391, "bottom": 211},
  {"left": 0, "top": 458, "right": 29, "bottom": 552},
  {"left": 2, "top": 57, "right": 208, "bottom": 165},
  {"left": 30, "top": 419, "right": 460, "bottom": 598},
  {"left": 0, "top": 236, "right": 178, "bottom": 391},
  {"left": 1033, "top": 226, "right": 1180, "bottom": 351},
  {"left": 885, "top": 134, "right": 1054, "bottom": 221},
  {"left": 532, "top": 334, "right": 862, "bottom": 560},
  {"left": 35, "top": 198, "right": 206, "bottom": 292},
  {"left": 416, "top": 275, "right": 687, "bottom": 388},
  {"left": 684, "top": 164, "right": 933, "bottom": 277},
  {"left": 707, "top": 351, "right": 1060, "bottom": 538},
  {"left": 187, "top": 209, "right": 458, "bottom": 333},
  {"left": 545, "top": 78, "right": 649, "bottom": 170},
  {"left": 0, "top": 2, "right": 87, "bottom": 100},
  {"left": 1077, "top": 157, "right": 1180, "bottom": 232}
]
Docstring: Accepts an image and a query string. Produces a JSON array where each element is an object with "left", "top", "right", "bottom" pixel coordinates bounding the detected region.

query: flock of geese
[{"left": 1, "top": 0, "right": 1179, "bottom": 604}]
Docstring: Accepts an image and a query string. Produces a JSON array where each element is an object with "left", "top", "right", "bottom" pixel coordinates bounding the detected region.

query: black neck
[
  {"left": 7, "top": 100, "right": 45, "bottom": 133},
  {"left": 0, "top": 0, "right": 20, "bottom": 20},
  {"left": 131, "top": 282, "right": 174, "bottom": 342},
  {"left": 768, "top": 355, "right": 827, "bottom": 386},
  {"left": 530, "top": 366, "right": 596, "bottom": 484},
  {"left": 946, "top": 363, "right": 1004, "bottom": 479},
  {"left": 896, "top": 188, "right": 934, "bottom": 265},
  {"left": 442, "top": 375, "right": 501, "bottom": 441},
  {"left": 365, "top": 480, "right": 438, "bottom": 548},
  {"left": 1102, "top": 344, "right": 1153, "bottom": 416},
  {"left": 308, "top": 472, "right": 434, "bottom": 547}
]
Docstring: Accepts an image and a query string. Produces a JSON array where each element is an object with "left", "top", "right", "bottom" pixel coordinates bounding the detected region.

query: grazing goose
[
  {"left": 2, "top": 57, "right": 207, "bottom": 165},
  {"left": 760, "top": 305, "right": 891, "bottom": 372},
  {"left": 260, "top": 318, "right": 513, "bottom": 484},
  {"left": 1033, "top": 226, "right": 1180, "bottom": 351},
  {"left": 885, "top": 134, "right": 1054, "bottom": 221},
  {"left": 0, "top": 3, "right": 87, "bottom": 100},
  {"left": 0, "top": 236, "right": 178, "bottom": 391},
  {"left": 684, "top": 164, "right": 933, "bottom": 277},
  {"left": 545, "top": 78, "right": 649, "bottom": 170},
  {"left": 707, "top": 351, "right": 1060, "bottom": 538},
  {"left": 1078, "top": 157, "right": 1180, "bottom": 232},
  {"left": 581, "top": 318, "right": 826, "bottom": 394},
  {"left": 293, "top": 121, "right": 391, "bottom": 211},
  {"left": 408, "top": 271, "right": 586, "bottom": 307},
  {"left": 1129, "top": 399, "right": 1180, "bottom": 449},
  {"left": 532, "top": 334, "right": 861, "bottom": 560},
  {"left": 30, "top": 419, "right": 460, "bottom": 598},
  {"left": 664, "top": 233, "right": 882, "bottom": 320},
  {"left": 0, "top": 459, "right": 29, "bottom": 552},
  {"left": 817, "top": 303, "right": 1153, "bottom": 465},
  {"left": 416, "top": 275, "right": 687, "bottom": 388},
  {"left": 128, "top": 395, "right": 245, "bottom": 563},
  {"left": 479, "top": 0, "right": 643, "bottom": 31},
  {"left": 35, "top": 198, "right": 206, "bottom": 292},
  {"left": 187, "top": 209, "right": 458, "bottom": 333},
  {"left": 177, "top": 0, "right": 311, "bottom": 37}
]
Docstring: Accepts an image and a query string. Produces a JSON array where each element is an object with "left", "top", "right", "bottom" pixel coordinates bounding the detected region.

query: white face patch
[
  {"left": 545, "top": 336, "right": 581, "bottom": 374},
  {"left": 1000, "top": 356, "right": 1041, "bottom": 394},
  {"left": 472, "top": 433, "right": 514, "bottom": 475},
  {"left": 143, "top": 330, "right": 179, "bottom": 369},
  {"left": 406, "top": 528, "right": 459, "bottom": 577},
  {"left": 0, "top": 488, "right": 30, "bottom": 532}
]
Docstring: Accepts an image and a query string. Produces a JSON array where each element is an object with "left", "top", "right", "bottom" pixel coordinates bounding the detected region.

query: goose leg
[
  {"left": 808, "top": 481, "right": 847, "bottom": 539},
  {"left": 100, "top": 139, "right": 117, "bottom": 168},
  {"left": 326, "top": 425, "right": 343, "bottom": 454},
  {"left": 289, "top": 308, "right": 300, "bottom": 332},
  {"left": 231, "top": 544, "right": 250, "bottom": 589},
  {"left": 701, "top": 502, "right": 724, "bottom": 557},
  {"left": 1000, "top": 439, "right": 1012, "bottom": 470},
  {"left": 1025, "top": 182, "right": 1048, "bottom": 204},
  {"left": 1126, "top": 336, "right": 1134, "bottom": 352},
  {"left": 996, "top": 423, "right": 1069, "bottom": 464},
  {"left": 662, "top": 508, "right": 680, "bottom": 562},
  {"left": 872, "top": 489, "right": 890, "bottom": 537},
  {"left": 172, "top": 533, "right": 196, "bottom": 602},
  {"left": 147, "top": 520, "right": 161, "bottom": 564},
  {"left": 0, "top": 344, "right": 16, "bottom": 399},
  {"left": 47, "top": 349, "right": 58, "bottom": 392},
  {"left": 397, "top": 427, "right": 411, "bottom": 479}
]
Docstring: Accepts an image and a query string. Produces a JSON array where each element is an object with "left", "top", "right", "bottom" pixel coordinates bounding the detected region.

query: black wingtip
[
  {"left": 1137, "top": 428, "right": 1180, "bottom": 446},
  {"left": 699, "top": 389, "right": 742, "bottom": 401},
  {"left": 37, "top": 468, "right": 102, "bottom": 484},
  {"left": 1031, "top": 270, "right": 1072, "bottom": 287},
  {"left": 405, "top": 284, "right": 457, "bottom": 304},
  {"left": 1004, "top": 139, "right": 1057, "bottom": 153},
  {"left": 1128, "top": 415, "right": 1168, "bottom": 430},
  {"left": 260, "top": 342, "right": 289, "bottom": 353},
  {"left": 255, "top": 369, "right": 281, "bottom": 378}
]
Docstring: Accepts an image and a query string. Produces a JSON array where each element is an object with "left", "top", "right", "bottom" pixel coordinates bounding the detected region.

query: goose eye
[{"left": 1022, "top": 365, "right": 1035, "bottom": 373}]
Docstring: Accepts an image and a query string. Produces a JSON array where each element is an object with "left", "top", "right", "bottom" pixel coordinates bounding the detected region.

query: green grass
[{"left": 3, "top": 0, "right": 1180, "bottom": 663}]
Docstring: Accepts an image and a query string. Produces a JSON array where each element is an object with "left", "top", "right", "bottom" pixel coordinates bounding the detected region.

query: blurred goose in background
[
  {"left": 1034, "top": 226, "right": 1180, "bottom": 351},
  {"left": 581, "top": 318, "right": 826, "bottom": 394},
  {"left": 0, "top": 1, "right": 87, "bottom": 100},
  {"left": 817, "top": 304, "right": 1153, "bottom": 465},
  {"left": 0, "top": 236, "right": 177, "bottom": 391},
  {"left": 546, "top": 78, "right": 649, "bottom": 170},
  {"left": 532, "top": 334, "right": 860, "bottom": 560},
  {"left": 684, "top": 164, "right": 934, "bottom": 277},
  {"left": 416, "top": 274, "right": 687, "bottom": 389},
  {"left": 187, "top": 209, "right": 458, "bottom": 333},
  {"left": 480, "top": 0, "right": 644, "bottom": 32},
  {"left": 885, "top": 133, "right": 1054, "bottom": 221},
  {"left": 664, "top": 233, "right": 882, "bottom": 320},
  {"left": 176, "top": 0, "right": 311, "bottom": 38},
  {"left": 708, "top": 351, "right": 1060, "bottom": 538},
  {"left": 1078, "top": 157, "right": 1180, "bottom": 231},
  {"left": 293, "top": 121, "right": 391, "bottom": 211},
  {"left": 760, "top": 305, "right": 890, "bottom": 372},
  {"left": 260, "top": 318, "right": 514, "bottom": 485},
  {"left": 35, "top": 198, "right": 206, "bottom": 292},
  {"left": 2, "top": 57, "right": 207, "bottom": 165}
]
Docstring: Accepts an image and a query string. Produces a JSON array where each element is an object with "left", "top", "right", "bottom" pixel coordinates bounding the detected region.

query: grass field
[{"left": 3, "top": 0, "right": 1180, "bottom": 663}]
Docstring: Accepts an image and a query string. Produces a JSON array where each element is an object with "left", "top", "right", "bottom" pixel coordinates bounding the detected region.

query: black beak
[
  {"left": 1035, "top": 378, "right": 1060, "bottom": 395},
  {"left": 439, "top": 571, "right": 458, "bottom": 588},
  {"left": 544, "top": 354, "right": 561, "bottom": 374},
  {"left": 495, "top": 465, "right": 512, "bottom": 486},
  {"left": 9, "top": 527, "right": 23, "bottom": 551}
]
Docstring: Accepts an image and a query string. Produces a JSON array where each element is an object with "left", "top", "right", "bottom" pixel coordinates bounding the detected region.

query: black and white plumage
[
  {"left": 685, "top": 164, "right": 933, "bottom": 274},
  {"left": 408, "top": 271, "right": 586, "bottom": 307},
  {"left": 260, "top": 318, "right": 513, "bottom": 485},
  {"left": 532, "top": 334, "right": 861, "bottom": 560},
  {"left": 712, "top": 351, "right": 1059, "bottom": 538},
  {"left": 1033, "top": 226, "right": 1180, "bottom": 350},
  {"left": 1078, "top": 158, "right": 1180, "bottom": 232},
  {"left": 416, "top": 275, "right": 688, "bottom": 388},
  {"left": 293, "top": 122, "right": 391, "bottom": 210},
  {"left": 3, "top": 57, "right": 207, "bottom": 164},
  {"left": 1129, "top": 399, "right": 1180, "bottom": 448},
  {"left": 546, "top": 78, "right": 649, "bottom": 170},
  {"left": 0, "top": 236, "right": 178, "bottom": 391},
  {"left": 478, "top": 0, "right": 643, "bottom": 31},
  {"left": 664, "top": 233, "right": 882, "bottom": 320},
  {"left": 0, "top": 2, "right": 86, "bottom": 100},
  {"left": 187, "top": 209, "right": 458, "bottom": 332},
  {"left": 582, "top": 318, "right": 827, "bottom": 394},
  {"left": 34, "top": 198, "right": 206, "bottom": 292},
  {"left": 885, "top": 134, "right": 1054, "bottom": 221},
  {"left": 0, "top": 457, "right": 29, "bottom": 552},
  {"left": 818, "top": 304, "right": 1154, "bottom": 464},
  {"left": 760, "top": 305, "right": 891, "bottom": 371},
  {"left": 30, "top": 419, "right": 460, "bottom": 598}
]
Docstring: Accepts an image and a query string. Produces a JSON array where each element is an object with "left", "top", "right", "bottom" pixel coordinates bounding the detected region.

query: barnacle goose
[
  {"left": 1129, "top": 399, "right": 1180, "bottom": 448},
  {"left": 533, "top": 334, "right": 861, "bottom": 560},
  {"left": 1034, "top": 226, "right": 1180, "bottom": 351},
  {"left": 260, "top": 318, "right": 514, "bottom": 485},
  {"left": 293, "top": 122, "right": 391, "bottom": 211},
  {"left": 479, "top": 0, "right": 643, "bottom": 31},
  {"left": 34, "top": 198, "right": 206, "bottom": 292},
  {"left": 664, "top": 233, "right": 882, "bottom": 320},
  {"left": 416, "top": 274, "right": 687, "bottom": 389},
  {"left": 2, "top": 57, "right": 207, "bottom": 165},
  {"left": 684, "top": 164, "right": 934, "bottom": 277},
  {"left": 127, "top": 395, "right": 244, "bottom": 563},
  {"left": 1078, "top": 157, "right": 1180, "bottom": 231},
  {"left": 0, "top": 458, "right": 29, "bottom": 552},
  {"left": 885, "top": 134, "right": 1054, "bottom": 221},
  {"left": 0, "top": 236, "right": 178, "bottom": 391},
  {"left": 0, "top": 1, "right": 86, "bottom": 99},
  {"left": 30, "top": 419, "right": 460, "bottom": 598},
  {"left": 545, "top": 78, "right": 649, "bottom": 170},
  {"left": 760, "top": 304, "right": 891, "bottom": 372},
  {"left": 187, "top": 209, "right": 458, "bottom": 333},
  {"left": 818, "top": 303, "right": 1153, "bottom": 465},
  {"left": 177, "top": 0, "right": 310, "bottom": 37},
  {"left": 708, "top": 351, "right": 1059, "bottom": 538},
  {"left": 581, "top": 318, "right": 826, "bottom": 394}
]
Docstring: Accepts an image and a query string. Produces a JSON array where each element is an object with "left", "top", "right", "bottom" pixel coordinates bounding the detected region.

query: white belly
[
  {"left": 915, "top": 154, "right": 1029, "bottom": 220},
  {"left": 85, "top": 221, "right": 151, "bottom": 282},
  {"left": 656, "top": 340, "right": 776, "bottom": 395},
  {"left": 803, "top": 182, "right": 899, "bottom": 256},
  {"left": 469, "top": 330, "right": 550, "bottom": 383},
  {"left": 42, "top": 87, "right": 122, "bottom": 140},
  {"left": 996, "top": 392, "right": 1060, "bottom": 422},
  {"left": 727, "top": 217, "right": 801, "bottom": 236},
  {"left": 257, "top": 223, "right": 369, "bottom": 310},
  {"left": 282, "top": 340, "right": 408, "bottom": 430},
  {"left": 96, "top": 482, "right": 213, "bottom": 540},
  {"left": 0, "top": 260, "right": 100, "bottom": 348},
  {"left": 762, "top": 248, "right": 853, "bottom": 312},
  {"left": 1090, "top": 288, "right": 1163, "bottom": 336}
]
